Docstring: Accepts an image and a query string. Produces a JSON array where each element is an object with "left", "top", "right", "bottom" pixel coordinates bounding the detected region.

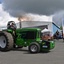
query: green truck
[{"left": 0, "top": 21, "right": 55, "bottom": 53}]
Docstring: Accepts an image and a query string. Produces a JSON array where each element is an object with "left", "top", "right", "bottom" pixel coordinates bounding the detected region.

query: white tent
[{"left": 41, "top": 28, "right": 51, "bottom": 33}]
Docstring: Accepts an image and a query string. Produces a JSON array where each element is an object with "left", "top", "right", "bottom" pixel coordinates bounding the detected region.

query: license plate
[{"left": 42, "top": 46, "right": 48, "bottom": 48}]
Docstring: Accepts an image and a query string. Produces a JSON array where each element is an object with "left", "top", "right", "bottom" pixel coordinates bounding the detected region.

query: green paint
[{"left": 7, "top": 28, "right": 55, "bottom": 51}]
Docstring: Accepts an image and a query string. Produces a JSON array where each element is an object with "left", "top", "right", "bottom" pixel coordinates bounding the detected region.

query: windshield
[{"left": 20, "top": 31, "right": 36, "bottom": 39}]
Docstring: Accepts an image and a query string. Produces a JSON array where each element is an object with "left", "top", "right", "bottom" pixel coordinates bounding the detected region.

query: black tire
[
  {"left": 28, "top": 42, "right": 40, "bottom": 53},
  {"left": 0, "top": 31, "right": 14, "bottom": 51}
]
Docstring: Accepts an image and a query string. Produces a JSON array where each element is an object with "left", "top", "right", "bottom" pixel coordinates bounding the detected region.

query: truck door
[{"left": 16, "top": 32, "right": 26, "bottom": 46}]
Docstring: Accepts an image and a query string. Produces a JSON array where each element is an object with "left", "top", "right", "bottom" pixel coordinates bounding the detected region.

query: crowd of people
[
  {"left": 53, "top": 30, "right": 63, "bottom": 39},
  {"left": 41, "top": 29, "right": 63, "bottom": 41}
]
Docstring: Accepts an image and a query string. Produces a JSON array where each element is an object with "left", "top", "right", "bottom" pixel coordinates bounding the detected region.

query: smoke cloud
[{"left": 23, "top": 13, "right": 52, "bottom": 21}]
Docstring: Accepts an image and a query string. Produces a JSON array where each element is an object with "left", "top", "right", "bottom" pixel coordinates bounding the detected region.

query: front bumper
[{"left": 41, "top": 40, "right": 55, "bottom": 51}]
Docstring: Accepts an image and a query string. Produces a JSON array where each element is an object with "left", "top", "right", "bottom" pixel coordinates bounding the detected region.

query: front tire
[
  {"left": 0, "top": 31, "right": 14, "bottom": 51},
  {"left": 28, "top": 42, "right": 40, "bottom": 53}
]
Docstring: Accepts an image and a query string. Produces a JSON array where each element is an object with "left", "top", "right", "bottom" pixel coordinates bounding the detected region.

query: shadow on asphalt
[{"left": 12, "top": 48, "right": 50, "bottom": 54}]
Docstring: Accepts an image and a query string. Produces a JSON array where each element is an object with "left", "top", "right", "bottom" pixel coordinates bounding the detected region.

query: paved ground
[{"left": 0, "top": 39, "right": 64, "bottom": 64}]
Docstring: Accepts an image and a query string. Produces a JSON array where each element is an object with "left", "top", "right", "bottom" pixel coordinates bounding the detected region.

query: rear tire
[
  {"left": 28, "top": 42, "right": 40, "bottom": 53},
  {"left": 0, "top": 31, "right": 14, "bottom": 51}
]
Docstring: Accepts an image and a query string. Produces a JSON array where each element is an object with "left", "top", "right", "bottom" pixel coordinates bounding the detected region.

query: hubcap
[
  {"left": 0, "top": 36, "right": 6, "bottom": 48},
  {"left": 31, "top": 45, "right": 37, "bottom": 52}
]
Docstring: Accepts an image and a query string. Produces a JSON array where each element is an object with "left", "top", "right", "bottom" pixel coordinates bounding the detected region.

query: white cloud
[
  {"left": 53, "top": 11, "right": 64, "bottom": 26},
  {"left": 0, "top": 4, "right": 18, "bottom": 30}
]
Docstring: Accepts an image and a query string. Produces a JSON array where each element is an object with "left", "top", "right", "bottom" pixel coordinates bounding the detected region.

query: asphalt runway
[{"left": 0, "top": 39, "right": 64, "bottom": 64}]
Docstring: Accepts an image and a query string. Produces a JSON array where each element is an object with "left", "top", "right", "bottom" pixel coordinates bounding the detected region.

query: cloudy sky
[
  {"left": 0, "top": 0, "right": 18, "bottom": 29},
  {"left": 3, "top": 0, "right": 64, "bottom": 15},
  {"left": 0, "top": 0, "right": 64, "bottom": 29}
]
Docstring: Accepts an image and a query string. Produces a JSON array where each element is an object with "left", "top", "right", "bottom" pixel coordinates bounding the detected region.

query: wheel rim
[
  {"left": 0, "top": 36, "right": 6, "bottom": 48},
  {"left": 31, "top": 45, "right": 37, "bottom": 52}
]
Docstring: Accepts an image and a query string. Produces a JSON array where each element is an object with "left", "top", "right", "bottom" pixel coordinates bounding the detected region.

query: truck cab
[{"left": 15, "top": 28, "right": 41, "bottom": 47}]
